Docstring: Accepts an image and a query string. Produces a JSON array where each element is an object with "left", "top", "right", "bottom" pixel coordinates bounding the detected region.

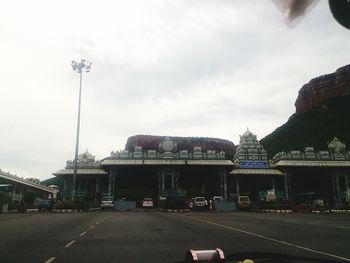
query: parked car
[
  {"left": 38, "top": 200, "right": 54, "bottom": 212},
  {"left": 237, "top": 196, "right": 251, "bottom": 210},
  {"left": 193, "top": 196, "right": 208, "bottom": 210},
  {"left": 100, "top": 197, "right": 114, "bottom": 210},
  {"left": 213, "top": 196, "right": 222, "bottom": 203},
  {"left": 142, "top": 198, "right": 154, "bottom": 208}
]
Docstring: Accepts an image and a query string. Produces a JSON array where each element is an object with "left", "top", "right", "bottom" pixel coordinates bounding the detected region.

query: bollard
[{"left": 185, "top": 248, "right": 225, "bottom": 263}]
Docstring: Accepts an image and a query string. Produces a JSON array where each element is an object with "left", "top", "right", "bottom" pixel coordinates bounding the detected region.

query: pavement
[{"left": 0, "top": 210, "right": 350, "bottom": 263}]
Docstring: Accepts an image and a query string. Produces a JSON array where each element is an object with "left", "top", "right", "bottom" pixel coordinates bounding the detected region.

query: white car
[
  {"left": 142, "top": 198, "right": 154, "bottom": 208},
  {"left": 100, "top": 197, "right": 114, "bottom": 210},
  {"left": 194, "top": 197, "right": 207, "bottom": 209}
]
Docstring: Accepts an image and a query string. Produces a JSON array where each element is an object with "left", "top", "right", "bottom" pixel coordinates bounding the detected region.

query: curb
[
  {"left": 53, "top": 208, "right": 98, "bottom": 213},
  {"left": 255, "top": 209, "right": 293, "bottom": 214},
  {"left": 158, "top": 208, "right": 191, "bottom": 213},
  {"left": 330, "top": 209, "right": 350, "bottom": 213}
]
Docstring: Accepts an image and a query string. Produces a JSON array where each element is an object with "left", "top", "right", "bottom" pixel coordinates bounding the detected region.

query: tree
[
  {"left": 25, "top": 177, "right": 40, "bottom": 184},
  {"left": 23, "top": 191, "right": 37, "bottom": 205}
]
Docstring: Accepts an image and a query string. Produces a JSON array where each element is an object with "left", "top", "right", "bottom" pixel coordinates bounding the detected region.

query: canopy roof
[
  {"left": 230, "top": 168, "right": 283, "bottom": 176},
  {"left": 53, "top": 168, "right": 107, "bottom": 176},
  {"left": 274, "top": 160, "right": 350, "bottom": 167}
]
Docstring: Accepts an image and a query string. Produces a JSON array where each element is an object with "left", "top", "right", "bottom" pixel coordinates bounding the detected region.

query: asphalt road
[{"left": 0, "top": 210, "right": 350, "bottom": 263}]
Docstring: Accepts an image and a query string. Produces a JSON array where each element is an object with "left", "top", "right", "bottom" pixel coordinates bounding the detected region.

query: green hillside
[
  {"left": 41, "top": 176, "right": 63, "bottom": 188},
  {"left": 260, "top": 95, "right": 350, "bottom": 158}
]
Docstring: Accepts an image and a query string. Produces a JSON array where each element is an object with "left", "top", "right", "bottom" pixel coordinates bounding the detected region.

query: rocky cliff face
[
  {"left": 125, "top": 135, "right": 236, "bottom": 157},
  {"left": 295, "top": 64, "right": 350, "bottom": 114}
]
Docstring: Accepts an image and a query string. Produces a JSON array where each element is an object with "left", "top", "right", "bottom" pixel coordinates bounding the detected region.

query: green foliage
[
  {"left": 41, "top": 177, "right": 63, "bottom": 188},
  {"left": 261, "top": 95, "right": 350, "bottom": 158},
  {"left": 25, "top": 177, "right": 40, "bottom": 184},
  {"left": 55, "top": 199, "right": 90, "bottom": 210},
  {"left": 95, "top": 191, "right": 102, "bottom": 202},
  {"left": 23, "top": 191, "right": 37, "bottom": 205}
]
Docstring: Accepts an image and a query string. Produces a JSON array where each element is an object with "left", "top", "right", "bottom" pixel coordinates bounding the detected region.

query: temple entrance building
[{"left": 53, "top": 132, "right": 350, "bottom": 208}]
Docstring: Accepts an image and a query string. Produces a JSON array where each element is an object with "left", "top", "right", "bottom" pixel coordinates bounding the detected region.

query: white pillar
[
  {"left": 19, "top": 188, "right": 23, "bottom": 202},
  {"left": 175, "top": 174, "right": 179, "bottom": 189},
  {"left": 171, "top": 174, "right": 175, "bottom": 188},
  {"left": 235, "top": 177, "right": 240, "bottom": 195},
  {"left": 284, "top": 174, "right": 289, "bottom": 200},
  {"left": 335, "top": 175, "right": 340, "bottom": 202},
  {"left": 12, "top": 185, "right": 16, "bottom": 202},
  {"left": 96, "top": 177, "right": 100, "bottom": 193},
  {"left": 332, "top": 174, "right": 338, "bottom": 204},
  {"left": 161, "top": 174, "right": 165, "bottom": 191},
  {"left": 220, "top": 173, "right": 224, "bottom": 197},
  {"left": 272, "top": 178, "right": 276, "bottom": 191},
  {"left": 78, "top": 177, "right": 82, "bottom": 191},
  {"left": 223, "top": 171, "right": 227, "bottom": 200},
  {"left": 108, "top": 170, "right": 112, "bottom": 196}
]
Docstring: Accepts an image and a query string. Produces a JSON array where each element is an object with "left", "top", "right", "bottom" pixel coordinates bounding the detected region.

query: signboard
[
  {"left": 266, "top": 189, "right": 276, "bottom": 202},
  {"left": 239, "top": 161, "right": 268, "bottom": 169},
  {"left": 258, "top": 191, "right": 267, "bottom": 201},
  {"left": 259, "top": 190, "right": 284, "bottom": 201},
  {"left": 161, "top": 189, "right": 186, "bottom": 197}
]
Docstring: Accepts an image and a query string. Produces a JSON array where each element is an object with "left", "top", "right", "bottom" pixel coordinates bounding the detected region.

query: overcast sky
[{"left": 0, "top": 0, "right": 349, "bottom": 180}]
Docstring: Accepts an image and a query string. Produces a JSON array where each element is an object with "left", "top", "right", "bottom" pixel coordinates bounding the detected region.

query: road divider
[{"left": 159, "top": 208, "right": 191, "bottom": 213}]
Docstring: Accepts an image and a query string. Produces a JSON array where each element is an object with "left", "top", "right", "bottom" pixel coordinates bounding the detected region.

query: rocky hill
[
  {"left": 261, "top": 95, "right": 350, "bottom": 158},
  {"left": 295, "top": 64, "right": 350, "bottom": 114},
  {"left": 125, "top": 135, "right": 236, "bottom": 158},
  {"left": 261, "top": 64, "right": 350, "bottom": 158}
]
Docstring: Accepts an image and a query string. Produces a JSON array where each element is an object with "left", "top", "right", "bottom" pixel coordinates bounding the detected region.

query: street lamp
[{"left": 71, "top": 59, "right": 92, "bottom": 200}]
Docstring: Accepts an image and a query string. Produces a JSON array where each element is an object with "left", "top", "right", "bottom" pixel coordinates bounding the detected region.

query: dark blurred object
[
  {"left": 329, "top": 0, "right": 350, "bottom": 30},
  {"left": 272, "top": 0, "right": 319, "bottom": 28},
  {"left": 38, "top": 199, "right": 54, "bottom": 212},
  {"left": 185, "top": 249, "right": 225, "bottom": 263}
]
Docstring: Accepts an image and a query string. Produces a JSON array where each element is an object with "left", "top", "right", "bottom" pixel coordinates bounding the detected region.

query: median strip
[
  {"left": 44, "top": 257, "right": 56, "bottom": 263},
  {"left": 336, "top": 225, "right": 350, "bottom": 230},
  {"left": 183, "top": 215, "right": 350, "bottom": 262},
  {"left": 65, "top": 240, "right": 76, "bottom": 248}
]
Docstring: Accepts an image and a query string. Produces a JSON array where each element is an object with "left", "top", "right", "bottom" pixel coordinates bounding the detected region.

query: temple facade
[{"left": 53, "top": 132, "right": 350, "bottom": 207}]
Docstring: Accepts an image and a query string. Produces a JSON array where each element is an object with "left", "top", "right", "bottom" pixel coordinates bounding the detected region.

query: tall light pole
[{"left": 71, "top": 59, "right": 92, "bottom": 200}]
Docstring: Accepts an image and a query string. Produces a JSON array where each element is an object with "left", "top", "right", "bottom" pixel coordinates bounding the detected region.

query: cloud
[{"left": 0, "top": 0, "right": 349, "bottom": 180}]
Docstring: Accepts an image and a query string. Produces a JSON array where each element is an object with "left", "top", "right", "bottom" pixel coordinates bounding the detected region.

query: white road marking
[
  {"left": 89, "top": 225, "right": 95, "bottom": 230},
  {"left": 183, "top": 215, "right": 350, "bottom": 262},
  {"left": 64, "top": 240, "right": 76, "bottom": 248},
  {"left": 80, "top": 231, "right": 87, "bottom": 236},
  {"left": 44, "top": 257, "right": 56, "bottom": 263},
  {"left": 307, "top": 222, "right": 321, "bottom": 226},
  {"left": 336, "top": 225, "right": 350, "bottom": 230},
  {"left": 96, "top": 222, "right": 100, "bottom": 225}
]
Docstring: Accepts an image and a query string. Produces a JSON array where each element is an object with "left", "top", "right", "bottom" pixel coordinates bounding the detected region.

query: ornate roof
[{"left": 78, "top": 150, "right": 95, "bottom": 162}]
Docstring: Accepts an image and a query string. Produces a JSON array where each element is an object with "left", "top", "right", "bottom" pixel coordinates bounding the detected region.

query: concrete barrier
[
  {"left": 214, "top": 201, "right": 237, "bottom": 212},
  {"left": 114, "top": 200, "right": 136, "bottom": 211}
]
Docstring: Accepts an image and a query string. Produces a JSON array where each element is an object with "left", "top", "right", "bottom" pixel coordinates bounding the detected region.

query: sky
[{"left": 0, "top": 0, "right": 349, "bottom": 181}]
